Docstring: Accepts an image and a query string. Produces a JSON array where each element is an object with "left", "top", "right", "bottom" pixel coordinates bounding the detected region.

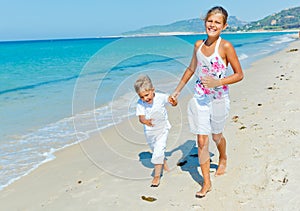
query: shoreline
[
  {"left": 1, "top": 39, "right": 300, "bottom": 210},
  {"left": 0, "top": 30, "right": 298, "bottom": 43},
  {"left": 101, "top": 30, "right": 299, "bottom": 39}
]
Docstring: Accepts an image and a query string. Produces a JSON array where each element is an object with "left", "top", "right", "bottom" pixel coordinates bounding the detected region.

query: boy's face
[{"left": 138, "top": 89, "right": 155, "bottom": 104}]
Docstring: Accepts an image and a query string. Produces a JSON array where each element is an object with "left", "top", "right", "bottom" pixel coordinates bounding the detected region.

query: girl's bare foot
[
  {"left": 151, "top": 176, "right": 160, "bottom": 187},
  {"left": 195, "top": 182, "right": 212, "bottom": 198},
  {"left": 215, "top": 159, "right": 226, "bottom": 176}
]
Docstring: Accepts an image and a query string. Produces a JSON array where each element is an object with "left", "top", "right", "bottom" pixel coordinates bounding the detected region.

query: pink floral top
[{"left": 194, "top": 37, "right": 229, "bottom": 100}]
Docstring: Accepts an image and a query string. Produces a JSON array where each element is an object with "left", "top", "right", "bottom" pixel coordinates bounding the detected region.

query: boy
[{"left": 134, "top": 74, "right": 177, "bottom": 187}]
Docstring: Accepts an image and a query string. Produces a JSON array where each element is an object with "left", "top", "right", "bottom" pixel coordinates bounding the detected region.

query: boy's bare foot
[
  {"left": 163, "top": 161, "right": 170, "bottom": 172},
  {"left": 195, "top": 182, "right": 212, "bottom": 198},
  {"left": 151, "top": 176, "right": 160, "bottom": 187},
  {"left": 215, "top": 159, "right": 227, "bottom": 176}
]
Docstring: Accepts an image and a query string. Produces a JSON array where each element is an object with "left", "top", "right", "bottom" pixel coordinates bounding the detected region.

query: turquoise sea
[{"left": 0, "top": 32, "right": 297, "bottom": 190}]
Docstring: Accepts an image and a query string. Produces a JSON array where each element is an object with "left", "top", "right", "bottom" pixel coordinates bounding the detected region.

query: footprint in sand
[{"left": 233, "top": 185, "right": 253, "bottom": 205}]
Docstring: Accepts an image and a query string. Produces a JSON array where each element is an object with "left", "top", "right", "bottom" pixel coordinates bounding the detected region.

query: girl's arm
[
  {"left": 171, "top": 41, "right": 201, "bottom": 99},
  {"left": 203, "top": 40, "right": 243, "bottom": 88},
  {"left": 221, "top": 40, "right": 244, "bottom": 85}
]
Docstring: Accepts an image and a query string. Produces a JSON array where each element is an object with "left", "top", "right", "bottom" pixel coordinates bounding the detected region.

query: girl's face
[
  {"left": 138, "top": 89, "right": 155, "bottom": 104},
  {"left": 205, "top": 13, "right": 228, "bottom": 38}
]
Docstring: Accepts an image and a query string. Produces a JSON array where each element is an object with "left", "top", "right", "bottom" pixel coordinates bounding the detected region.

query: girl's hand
[{"left": 202, "top": 76, "right": 222, "bottom": 88}]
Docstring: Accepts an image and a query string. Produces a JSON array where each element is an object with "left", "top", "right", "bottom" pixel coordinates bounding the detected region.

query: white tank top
[{"left": 194, "top": 37, "right": 229, "bottom": 100}]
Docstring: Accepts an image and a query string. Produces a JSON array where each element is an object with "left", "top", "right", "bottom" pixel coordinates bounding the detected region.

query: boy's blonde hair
[{"left": 134, "top": 74, "right": 153, "bottom": 93}]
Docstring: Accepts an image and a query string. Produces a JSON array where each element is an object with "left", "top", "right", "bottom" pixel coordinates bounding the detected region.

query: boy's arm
[
  {"left": 138, "top": 115, "right": 153, "bottom": 127},
  {"left": 136, "top": 101, "right": 153, "bottom": 126}
]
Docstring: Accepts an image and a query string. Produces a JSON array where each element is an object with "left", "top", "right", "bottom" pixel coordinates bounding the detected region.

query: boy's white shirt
[{"left": 136, "top": 92, "right": 171, "bottom": 131}]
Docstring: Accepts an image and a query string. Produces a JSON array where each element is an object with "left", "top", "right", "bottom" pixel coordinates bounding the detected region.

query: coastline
[
  {"left": 0, "top": 39, "right": 299, "bottom": 210},
  {"left": 0, "top": 30, "right": 297, "bottom": 43},
  {"left": 100, "top": 30, "right": 299, "bottom": 39}
]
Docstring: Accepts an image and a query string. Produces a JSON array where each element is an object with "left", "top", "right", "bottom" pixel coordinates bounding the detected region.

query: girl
[{"left": 170, "top": 6, "right": 244, "bottom": 198}]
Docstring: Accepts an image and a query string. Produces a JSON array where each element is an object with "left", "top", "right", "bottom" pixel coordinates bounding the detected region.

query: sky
[{"left": 0, "top": 0, "right": 299, "bottom": 41}]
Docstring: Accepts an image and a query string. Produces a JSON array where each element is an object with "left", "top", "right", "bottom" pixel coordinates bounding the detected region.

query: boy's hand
[
  {"left": 168, "top": 96, "right": 178, "bottom": 106},
  {"left": 144, "top": 118, "right": 153, "bottom": 127},
  {"left": 139, "top": 115, "right": 154, "bottom": 127}
]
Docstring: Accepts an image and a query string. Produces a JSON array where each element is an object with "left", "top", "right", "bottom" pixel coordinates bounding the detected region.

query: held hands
[
  {"left": 202, "top": 76, "right": 222, "bottom": 88},
  {"left": 168, "top": 94, "right": 178, "bottom": 106}
]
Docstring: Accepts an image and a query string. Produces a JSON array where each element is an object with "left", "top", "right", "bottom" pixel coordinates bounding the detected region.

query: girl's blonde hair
[
  {"left": 134, "top": 74, "right": 153, "bottom": 93},
  {"left": 205, "top": 6, "right": 228, "bottom": 24}
]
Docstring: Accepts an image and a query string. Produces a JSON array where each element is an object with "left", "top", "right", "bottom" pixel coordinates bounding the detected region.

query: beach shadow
[
  {"left": 169, "top": 140, "right": 217, "bottom": 184},
  {"left": 138, "top": 140, "right": 218, "bottom": 181},
  {"left": 138, "top": 151, "right": 154, "bottom": 169},
  {"left": 138, "top": 151, "right": 165, "bottom": 177}
]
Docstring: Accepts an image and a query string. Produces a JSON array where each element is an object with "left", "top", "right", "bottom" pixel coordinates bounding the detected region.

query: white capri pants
[{"left": 145, "top": 129, "right": 169, "bottom": 164}]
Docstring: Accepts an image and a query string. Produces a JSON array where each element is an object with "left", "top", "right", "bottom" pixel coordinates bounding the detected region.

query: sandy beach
[{"left": 1, "top": 39, "right": 300, "bottom": 210}]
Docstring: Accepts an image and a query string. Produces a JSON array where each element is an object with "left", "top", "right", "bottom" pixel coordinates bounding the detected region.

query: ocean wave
[
  {"left": 238, "top": 53, "right": 249, "bottom": 60},
  {"left": 0, "top": 56, "right": 181, "bottom": 96},
  {"left": 0, "top": 91, "right": 138, "bottom": 190},
  {"left": 111, "top": 56, "right": 180, "bottom": 71},
  {"left": 272, "top": 33, "right": 297, "bottom": 44},
  {"left": 233, "top": 38, "right": 270, "bottom": 49}
]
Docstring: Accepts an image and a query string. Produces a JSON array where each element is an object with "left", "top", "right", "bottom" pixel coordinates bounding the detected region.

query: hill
[
  {"left": 241, "top": 6, "right": 300, "bottom": 31},
  {"left": 122, "top": 6, "right": 300, "bottom": 35},
  {"left": 122, "top": 16, "right": 246, "bottom": 35}
]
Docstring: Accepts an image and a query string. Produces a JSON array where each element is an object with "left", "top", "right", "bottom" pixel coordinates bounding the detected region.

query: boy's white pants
[{"left": 145, "top": 129, "right": 169, "bottom": 164}]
